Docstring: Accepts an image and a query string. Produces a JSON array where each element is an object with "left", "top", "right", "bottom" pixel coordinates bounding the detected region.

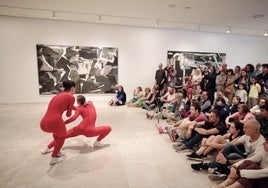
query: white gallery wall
[{"left": 0, "top": 16, "right": 268, "bottom": 104}]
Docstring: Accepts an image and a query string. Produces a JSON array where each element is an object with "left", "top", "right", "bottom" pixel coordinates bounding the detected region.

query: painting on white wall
[
  {"left": 36, "top": 44, "right": 118, "bottom": 95},
  {"left": 167, "top": 51, "right": 226, "bottom": 86}
]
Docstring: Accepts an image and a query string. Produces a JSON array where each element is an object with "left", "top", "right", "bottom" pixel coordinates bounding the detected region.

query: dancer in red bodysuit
[
  {"left": 64, "top": 95, "right": 112, "bottom": 146},
  {"left": 40, "top": 80, "right": 76, "bottom": 165}
]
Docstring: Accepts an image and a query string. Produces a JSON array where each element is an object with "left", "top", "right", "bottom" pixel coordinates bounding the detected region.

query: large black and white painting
[
  {"left": 167, "top": 51, "right": 226, "bottom": 86},
  {"left": 37, "top": 44, "right": 118, "bottom": 95}
]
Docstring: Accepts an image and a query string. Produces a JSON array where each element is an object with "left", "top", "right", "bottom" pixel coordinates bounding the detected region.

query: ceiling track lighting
[{"left": 52, "top": 11, "right": 57, "bottom": 19}]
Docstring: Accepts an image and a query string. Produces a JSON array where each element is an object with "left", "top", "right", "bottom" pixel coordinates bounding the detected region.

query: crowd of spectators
[{"left": 121, "top": 62, "right": 268, "bottom": 188}]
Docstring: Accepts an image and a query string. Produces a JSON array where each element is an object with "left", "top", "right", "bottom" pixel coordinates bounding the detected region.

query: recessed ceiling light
[
  {"left": 264, "top": 31, "right": 268, "bottom": 36},
  {"left": 184, "top": 6, "right": 191, "bottom": 9}
]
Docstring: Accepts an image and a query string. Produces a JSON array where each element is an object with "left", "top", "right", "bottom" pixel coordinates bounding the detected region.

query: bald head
[{"left": 243, "top": 120, "right": 260, "bottom": 136}]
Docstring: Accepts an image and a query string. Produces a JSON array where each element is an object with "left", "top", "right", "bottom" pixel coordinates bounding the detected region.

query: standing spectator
[
  {"left": 236, "top": 69, "right": 250, "bottom": 92},
  {"left": 248, "top": 76, "right": 261, "bottom": 108},
  {"left": 234, "top": 65, "right": 242, "bottom": 81},
  {"left": 216, "top": 71, "right": 227, "bottom": 93},
  {"left": 235, "top": 83, "right": 248, "bottom": 104},
  {"left": 165, "top": 64, "right": 177, "bottom": 87},
  {"left": 225, "top": 69, "right": 236, "bottom": 105},
  {"left": 155, "top": 63, "right": 167, "bottom": 90},
  {"left": 191, "top": 68, "right": 203, "bottom": 96},
  {"left": 257, "top": 64, "right": 268, "bottom": 97},
  {"left": 203, "top": 65, "right": 218, "bottom": 104},
  {"left": 245, "top": 63, "right": 256, "bottom": 79},
  {"left": 255, "top": 63, "right": 262, "bottom": 76}
]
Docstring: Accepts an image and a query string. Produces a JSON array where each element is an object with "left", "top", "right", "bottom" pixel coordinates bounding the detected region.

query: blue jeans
[
  {"left": 208, "top": 143, "right": 245, "bottom": 174},
  {"left": 184, "top": 132, "right": 204, "bottom": 149}
]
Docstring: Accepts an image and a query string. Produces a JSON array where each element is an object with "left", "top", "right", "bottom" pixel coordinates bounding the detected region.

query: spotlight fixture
[
  {"left": 52, "top": 11, "right": 57, "bottom": 19},
  {"left": 264, "top": 31, "right": 268, "bottom": 36},
  {"left": 98, "top": 15, "right": 102, "bottom": 22},
  {"left": 226, "top": 27, "right": 231, "bottom": 34},
  {"left": 155, "top": 20, "right": 159, "bottom": 27}
]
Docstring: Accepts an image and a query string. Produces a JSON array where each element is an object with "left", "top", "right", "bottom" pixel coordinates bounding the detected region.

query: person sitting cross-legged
[
  {"left": 175, "top": 109, "right": 227, "bottom": 152},
  {"left": 215, "top": 126, "right": 268, "bottom": 188},
  {"left": 186, "top": 120, "right": 244, "bottom": 160},
  {"left": 167, "top": 102, "right": 207, "bottom": 142},
  {"left": 190, "top": 120, "right": 265, "bottom": 181}
]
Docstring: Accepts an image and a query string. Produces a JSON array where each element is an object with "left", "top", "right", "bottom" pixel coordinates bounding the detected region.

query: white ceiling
[{"left": 1, "top": 0, "right": 268, "bottom": 36}]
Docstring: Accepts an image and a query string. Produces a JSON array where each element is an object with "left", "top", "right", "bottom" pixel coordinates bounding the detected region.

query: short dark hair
[
  {"left": 77, "top": 95, "right": 86, "bottom": 106},
  {"left": 63, "top": 80, "right": 75, "bottom": 91},
  {"left": 191, "top": 101, "right": 201, "bottom": 112},
  {"left": 261, "top": 126, "right": 268, "bottom": 140},
  {"left": 216, "top": 97, "right": 226, "bottom": 104},
  {"left": 262, "top": 64, "right": 268, "bottom": 69},
  {"left": 260, "top": 104, "right": 268, "bottom": 112},
  {"left": 211, "top": 109, "right": 220, "bottom": 118}
]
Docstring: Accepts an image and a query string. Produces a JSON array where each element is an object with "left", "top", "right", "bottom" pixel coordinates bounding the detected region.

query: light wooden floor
[{"left": 0, "top": 101, "right": 220, "bottom": 188}]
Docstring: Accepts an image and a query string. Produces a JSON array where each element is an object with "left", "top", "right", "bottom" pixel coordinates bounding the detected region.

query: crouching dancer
[{"left": 64, "top": 95, "right": 112, "bottom": 146}]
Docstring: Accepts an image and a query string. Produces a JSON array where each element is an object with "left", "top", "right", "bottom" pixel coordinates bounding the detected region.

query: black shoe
[
  {"left": 187, "top": 152, "right": 202, "bottom": 160},
  {"left": 191, "top": 162, "right": 208, "bottom": 171}
]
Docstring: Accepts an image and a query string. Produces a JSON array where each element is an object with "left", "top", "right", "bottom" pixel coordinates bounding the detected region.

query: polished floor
[{"left": 0, "top": 101, "right": 221, "bottom": 188}]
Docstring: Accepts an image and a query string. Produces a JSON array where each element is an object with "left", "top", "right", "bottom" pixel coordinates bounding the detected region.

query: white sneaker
[
  {"left": 93, "top": 140, "right": 105, "bottom": 147},
  {"left": 57, "top": 150, "right": 65, "bottom": 157},
  {"left": 40, "top": 147, "right": 50, "bottom": 155},
  {"left": 49, "top": 157, "right": 63, "bottom": 165}
]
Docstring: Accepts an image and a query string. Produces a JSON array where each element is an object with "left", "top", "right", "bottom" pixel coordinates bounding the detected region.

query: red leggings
[
  {"left": 47, "top": 125, "right": 111, "bottom": 151},
  {"left": 66, "top": 125, "right": 111, "bottom": 141},
  {"left": 41, "top": 118, "right": 66, "bottom": 158}
]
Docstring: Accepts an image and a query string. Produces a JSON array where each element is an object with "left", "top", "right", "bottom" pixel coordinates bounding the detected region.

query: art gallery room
[{"left": 1, "top": 0, "right": 268, "bottom": 188}]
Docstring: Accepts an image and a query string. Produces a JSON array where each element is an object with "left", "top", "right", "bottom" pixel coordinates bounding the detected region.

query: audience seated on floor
[
  {"left": 225, "top": 104, "right": 255, "bottom": 127},
  {"left": 167, "top": 102, "right": 207, "bottom": 142},
  {"left": 126, "top": 86, "right": 143, "bottom": 107},
  {"left": 229, "top": 96, "right": 241, "bottom": 115},
  {"left": 191, "top": 120, "right": 265, "bottom": 181},
  {"left": 131, "top": 87, "right": 152, "bottom": 108},
  {"left": 175, "top": 109, "right": 227, "bottom": 152},
  {"left": 187, "top": 120, "right": 244, "bottom": 161},
  {"left": 125, "top": 62, "right": 268, "bottom": 187},
  {"left": 146, "top": 92, "right": 181, "bottom": 121},
  {"left": 108, "top": 85, "right": 127, "bottom": 106},
  {"left": 208, "top": 97, "right": 230, "bottom": 122},
  {"left": 142, "top": 87, "right": 160, "bottom": 111},
  {"left": 215, "top": 125, "right": 268, "bottom": 188},
  {"left": 250, "top": 97, "right": 268, "bottom": 117}
]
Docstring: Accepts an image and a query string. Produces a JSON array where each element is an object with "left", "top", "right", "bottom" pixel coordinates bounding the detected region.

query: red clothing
[
  {"left": 188, "top": 112, "right": 207, "bottom": 122},
  {"left": 40, "top": 92, "right": 75, "bottom": 157},
  {"left": 64, "top": 101, "right": 111, "bottom": 141}
]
